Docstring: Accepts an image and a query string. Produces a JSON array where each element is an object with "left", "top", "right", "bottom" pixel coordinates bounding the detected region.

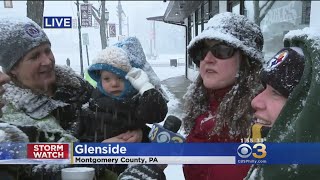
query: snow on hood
[
  {"left": 113, "top": 37, "right": 161, "bottom": 87},
  {"left": 113, "top": 37, "right": 146, "bottom": 69},
  {"left": 284, "top": 27, "right": 320, "bottom": 85},
  {"left": 113, "top": 36, "right": 169, "bottom": 100},
  {"left": 284, "top": 27, "right": 320, "bottom": 50}
]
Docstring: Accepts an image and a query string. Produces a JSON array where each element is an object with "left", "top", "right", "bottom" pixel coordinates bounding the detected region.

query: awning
[
  {"left": 146, "top": 16, "right": 165, "bottom": 22},
  {"left": 147, "top": 1, "right": 202, "bottom": 25},
  {"left": 164, "top": 1, "right": 202, "bottom": 23}
]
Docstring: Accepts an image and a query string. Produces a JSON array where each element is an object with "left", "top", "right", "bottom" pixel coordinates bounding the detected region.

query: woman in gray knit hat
[
  {"left": 183, "top": 12, "right": 264, "bottom": 180},
  {"left": 0, "top": 17, "right": 142, "bottom": 179},
  {"left": 0, "top": 16, "right": 95, "bottom": 179}
]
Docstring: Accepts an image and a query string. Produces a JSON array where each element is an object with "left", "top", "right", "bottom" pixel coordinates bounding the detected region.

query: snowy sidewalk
[
  {"left": 161, "top": 75, "right": 192, "bottom": 118},
  {"left": 151, "top": 64, "right": 192, "bottom": 180}
]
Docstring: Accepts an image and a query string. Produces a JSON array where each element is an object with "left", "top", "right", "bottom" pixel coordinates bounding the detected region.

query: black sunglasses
[{"left": 195, "top": 43, "right": 236, "bottom": 62}]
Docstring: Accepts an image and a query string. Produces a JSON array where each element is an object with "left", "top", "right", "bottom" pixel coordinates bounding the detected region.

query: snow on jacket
[
  {"left": 0, "top": 65, "right": 92, "bottom": 142},
  {"left": 0, "top": 65, "right": 93, "bottom": 179},
  {"left": 78, "top": 87, "right": 167, "bottom": 176},
  {"left": 113, "top": 36, "right": 169, "bottom": 101},
  {"left": 86, "top": 46, "right": 168, "bottom": 143},
  {"left": 246, "top": 28, "right": 320, "bottom": 180},
  {"left": 183, "top": 13, "right": 263, "bottom": 180},
  {"left": 183, "top": 87, "right": 250, "bottom": 180},
  {"left": 79, "top": 87, "right": 168, "bottom": 143}
]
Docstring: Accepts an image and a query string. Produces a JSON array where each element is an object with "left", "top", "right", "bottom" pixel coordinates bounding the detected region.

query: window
[
  {"left": 227, "top": 0, "right": 244, "bottom": 15},
  {"left": 200, "top": 3, "right": 204, "bottom": 31},
  {"left": 244, "top": 1, "right": 311, "bottom": 60},
  {"left": 204, "top": 1, "right": 210, "bottom": 23},
  {"left": 197, "top": 7, "right": 202, "bottom": 34},
  {"left": 301, "top": 1, "right": 311, "bottom": 24},
  {"left": 194, "top": 9, "right": 200, "bottom": 36},
  {"left": 4, "top": 0, "right": 13, "bottom": 8},
  {"left": 232, "top": 3, "right": 240, "bottom": 14},
  {"left": 187, "top": 15, "right": 194, "bottom": 68},
  {"left": 209, "top": 1, "right": 219, "bottom": 18}
]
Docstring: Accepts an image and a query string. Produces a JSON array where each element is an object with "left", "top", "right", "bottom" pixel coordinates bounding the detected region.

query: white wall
[
  {"left": 1, "top": 1, "right": 26, "bottom": 16},
  {"left": 310, "top": 1, "right": 320, "bottom": 30},
  {"left": 219, "top": 1, "right": 227, "bottom": 13},
  {"left": 187, "top": 67, "right": 199, "bottom": 82}
]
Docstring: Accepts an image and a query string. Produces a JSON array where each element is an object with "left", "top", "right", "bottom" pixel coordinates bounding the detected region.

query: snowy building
[{"left": 150, "top": 0, "right": 318, "bottom": 81}]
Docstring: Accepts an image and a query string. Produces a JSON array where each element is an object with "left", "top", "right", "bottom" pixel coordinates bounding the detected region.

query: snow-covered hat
[
  {"left": 88, "top": 47, "right": 137, "bottom": 99},
  {"left": 188, "top": 12, "right": 263, "bottom": 66},
  {"left": 88, "top": 46, "right": 132, "bottom": 82},
  {"left": 260, "top": 47, "right": 305, "bottom": 97},
  {"left": 113, "top": 36, "right": 169, "bottom": 101},
  {"left": 113, "top": 36, "right": 145, "bottom": 69},
  {"left": 0, "top": 17, "right": 50, "bottom": 72}
]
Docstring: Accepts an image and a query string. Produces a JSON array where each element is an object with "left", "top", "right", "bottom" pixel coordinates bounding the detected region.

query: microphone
[
  {"left": 118, "top": 116, "right": 184, "bottom": 180},
  {"left": 148, "top": 115, "right": 185, "bottom": 143}
]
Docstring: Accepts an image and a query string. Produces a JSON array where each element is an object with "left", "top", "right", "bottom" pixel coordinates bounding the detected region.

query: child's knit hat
[{"left": 88, "top": 47, "right": 137, "bottom": 99}]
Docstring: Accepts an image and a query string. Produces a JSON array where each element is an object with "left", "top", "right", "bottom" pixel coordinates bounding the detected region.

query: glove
[
  {"left": 118, "top": 164, "right": 166, "bottom": 180},
  {"left": 125, "top": 68, "right": 154, "bottom": 95},
  {"left": 0, "top": 123, "right": 29, "bottom": 142}
]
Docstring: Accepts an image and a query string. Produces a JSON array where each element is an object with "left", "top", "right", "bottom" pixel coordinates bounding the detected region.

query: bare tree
[
  {"left": 91, "top": 0, "right": 108, "bottom": 49},
  {"left": 254, "top": 0, "right": 276, "bottom": 26},
  {"left": 26, "top": 0, "right": 44, "bottom": 27}
]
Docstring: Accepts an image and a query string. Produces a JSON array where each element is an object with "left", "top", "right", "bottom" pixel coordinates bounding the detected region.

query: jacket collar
[{"left": 3, "top": 65, "right": 81, "bottom": 119}]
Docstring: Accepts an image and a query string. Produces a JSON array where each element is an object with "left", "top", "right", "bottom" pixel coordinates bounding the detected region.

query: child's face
[
  {"left": 251, "top": 85, "right": 287, "bottom": 127},
  {"left": 101, "top": 71, "right": 125, "bottom": 96}
]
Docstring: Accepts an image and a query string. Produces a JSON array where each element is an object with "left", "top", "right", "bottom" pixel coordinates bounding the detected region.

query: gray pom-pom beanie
[{"left": 0, "top": 17, "right": 50, "bottom": 72}]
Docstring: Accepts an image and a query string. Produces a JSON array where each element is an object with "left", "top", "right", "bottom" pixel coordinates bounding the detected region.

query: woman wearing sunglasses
[{"left": 183, "top": 12, "right": 264, "bottom": 180}]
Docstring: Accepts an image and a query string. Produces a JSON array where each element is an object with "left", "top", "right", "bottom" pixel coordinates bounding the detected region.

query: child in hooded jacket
[
  {"left": 78, "top": 46, "right": 168, "bottom": 177},
  {"left": 78, "top": 46, "right": 168, "bottom": 143}
]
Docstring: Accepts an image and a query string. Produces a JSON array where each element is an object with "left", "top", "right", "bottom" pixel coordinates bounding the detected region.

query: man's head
[{"left": 251, "top": 47, "right": 305, "bottom": 126}]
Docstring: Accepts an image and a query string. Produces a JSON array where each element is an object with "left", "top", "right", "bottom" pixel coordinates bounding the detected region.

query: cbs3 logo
[
  {"left": 150, "top": 127, "right": 184, "bottom": 143},
  {"left": 237, "top": 143, "right": 267, "bottom": 159}
]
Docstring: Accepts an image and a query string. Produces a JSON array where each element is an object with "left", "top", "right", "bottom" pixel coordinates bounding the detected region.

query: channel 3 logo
[{"left": 237, "top": 143, "right": 267, "bottom": 159}]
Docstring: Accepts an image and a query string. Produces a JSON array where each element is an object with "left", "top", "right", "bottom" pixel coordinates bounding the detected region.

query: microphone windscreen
[{"left": 163, "top": 115, "right": 182, "bottom": 133}]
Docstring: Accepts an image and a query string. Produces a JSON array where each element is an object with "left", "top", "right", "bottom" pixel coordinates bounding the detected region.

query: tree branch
[
  {"left": 259, "top": 0, "right": 275, "bottom": 23},
  {"left": 253, "top": 1, "right": 260, "bottom": 25},
  {"left": 98, "top": 3, "right": 102, "bottom": 15},
  {"left": 92, "top": 5, "right": 101, "bottom": 24},
  {"left": 259, "top": 1, "right": 269, "bottom": 11},
  {"left": 92, "top": 9, "right": 101, "bottom": 24},
  {"left": 92, "top": 5, "right": 100, "bottom": 17}
]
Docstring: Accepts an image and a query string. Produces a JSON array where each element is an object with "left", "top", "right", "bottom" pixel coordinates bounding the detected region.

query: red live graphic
[{"left": 27, "top": 144, "right": 69, "bottom": 159}]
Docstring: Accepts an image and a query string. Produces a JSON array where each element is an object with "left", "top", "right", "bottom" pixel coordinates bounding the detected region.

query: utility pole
[
  {"left": 117, "top": 0, "right": 123, "bottom": 35},
  {"left": 153, "top": 20, "right": 156, "bottom": 56},
  {"left": 76, "top": 0, "right": 84, "bottom": 77},
  {"left": 127, "top": 16, "right": 129, "bottom": 36}
]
